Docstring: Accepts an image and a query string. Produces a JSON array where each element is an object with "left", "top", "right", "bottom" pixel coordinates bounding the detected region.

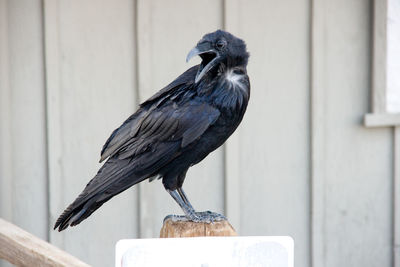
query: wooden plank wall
[
  {"left": 311, "top": 1, "right": 392, "bottom": 267},
  {"left": 0, "top": 1, "right": 394, "bottom": 267},
  {"left": 0, "top": 0, "right": 48, "bottom": 249}
]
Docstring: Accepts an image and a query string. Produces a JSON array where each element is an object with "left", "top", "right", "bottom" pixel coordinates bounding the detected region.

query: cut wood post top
[{"left": 160, "top": 218, "right": 237, "bottom": 238}]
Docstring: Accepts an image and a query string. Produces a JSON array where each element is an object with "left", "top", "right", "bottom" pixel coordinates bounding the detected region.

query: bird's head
[{"left": 186, "top": 30, "right": 249, "bottom": 83}]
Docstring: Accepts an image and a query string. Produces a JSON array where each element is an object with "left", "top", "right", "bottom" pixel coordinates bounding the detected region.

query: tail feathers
[
  {"left": 54, "top": 195, "right": 100, "bottom": 231},
  {"left": 54, "top": 186, "right": 87, "bottom": 231},
  {"left": 54, "top": 158, "right": 146, "bottom": 231},
  {"left": 54, "top": 140, "right": 181, "bottom": 231},
  {"left": 54, "top": 187, "right": 131, "bottom": 231}
]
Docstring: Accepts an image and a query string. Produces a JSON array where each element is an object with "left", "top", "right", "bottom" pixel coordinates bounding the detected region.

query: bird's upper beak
[{"left": 186, "top": 42, "right": 220, "bottom": 83}]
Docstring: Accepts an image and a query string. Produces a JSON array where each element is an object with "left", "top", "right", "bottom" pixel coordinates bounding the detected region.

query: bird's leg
[
  {"left": 177, "top": 188, "right": 226, "bottom": 221},
  {"left": 177, "top": 187, "right": 191, "bottom": 206},
  {"left": 165, "top": 188, "right": 226, "bottom": 223},
  {"left": 165, "top": 189, "right": 198, "bottom": 222}
]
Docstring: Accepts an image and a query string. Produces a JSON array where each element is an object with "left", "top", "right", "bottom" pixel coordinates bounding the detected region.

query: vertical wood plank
[
  {"left": 136, "top": 0, "right": 225, "bottom": 238},
  {"left": 372, "top": 0, "right": 388, "bottom": 113},
  {"left": 0, "top": 6, "right": 14, "bottom": 264},
  {"left": 1, "top": 1, "right": 48, "bottom": 265},
  {"left": 225, "top": 1, "right": 311, "bottom": 267},
  {"left": 322, "top": 1, "right": 392, "bottom": 267},
  {"left": 45, "top": 1, "right": 138, "bottom": 266},
  {"left": 394, "top": 126, "right": 400, "bottom": 267},
  {"left": 0, "top": 0, "right": 13, "bottom": 226},
  {"left": 310, "top": 0, "right": 326, "bottom": 266},
  {"left": 0, "top": 0, "right": 48, "bottom": 241},
  {"left": 44, "top": 0, "right": 65, "bottom": 249}
]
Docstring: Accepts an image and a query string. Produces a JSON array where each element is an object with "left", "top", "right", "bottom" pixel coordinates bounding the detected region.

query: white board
[{"left": 116, "top": 236, "right": 294, "bottom": 267}]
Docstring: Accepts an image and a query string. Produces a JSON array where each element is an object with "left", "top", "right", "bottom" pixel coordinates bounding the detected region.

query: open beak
[{"left": 186, "top": 42, "right": 220, "bottom": 83}]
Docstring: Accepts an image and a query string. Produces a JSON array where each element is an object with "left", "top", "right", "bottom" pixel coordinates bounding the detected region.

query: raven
[{"left": 54, "top": 30, "right": 250, "bottom": 231}]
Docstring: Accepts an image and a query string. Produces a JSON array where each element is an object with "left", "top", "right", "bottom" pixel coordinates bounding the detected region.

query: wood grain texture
[
  {"left": 0, "top": 219, "right": 89, "bottom": 267},
  {"left": 160, "top": 219, "right": 237, "bottom": 238}
]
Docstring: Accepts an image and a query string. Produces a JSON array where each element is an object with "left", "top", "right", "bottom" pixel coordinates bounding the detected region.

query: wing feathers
[
  {"left": 180, "top": 104, "right": 220, "bottom": 147},
  {"left": 100, "top": 66, "right": 200, "bottom": 163},
  {"left": 101, "top": 98, "right": 220, "bottom": 162}
]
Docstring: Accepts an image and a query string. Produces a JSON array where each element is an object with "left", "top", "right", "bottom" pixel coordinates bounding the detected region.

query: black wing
[
  {"left": 109, "top": 102, "right": 220, "bottom": 160},
  {"left": 100, "top": 65, "right": 199, "bottom": 162}
]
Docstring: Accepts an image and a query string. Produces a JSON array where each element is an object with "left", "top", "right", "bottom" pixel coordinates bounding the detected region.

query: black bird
[{"left": 54, "top": 30, "right": 250, "bottom": 231}]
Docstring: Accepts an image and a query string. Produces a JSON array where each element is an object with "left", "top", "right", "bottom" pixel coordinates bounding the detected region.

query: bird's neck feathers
[
  {"left": 196, "top": 62, "right": 249, "bottom": 114},
  {"left": 223, "top": 68, "right": 248, "bottom": 94}
]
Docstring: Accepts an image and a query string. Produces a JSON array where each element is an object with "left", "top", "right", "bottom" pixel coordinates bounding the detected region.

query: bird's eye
[{"left": 216, "top": 40, "right": 226, "bottom": 50}]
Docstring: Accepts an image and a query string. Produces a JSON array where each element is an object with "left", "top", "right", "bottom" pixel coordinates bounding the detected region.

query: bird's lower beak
[{"left": 186, "top": 43, "right": 220, "bottom": 83}]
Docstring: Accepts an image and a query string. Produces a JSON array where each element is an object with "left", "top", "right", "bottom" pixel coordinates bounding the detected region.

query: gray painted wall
[{"left": 0, "top": 1, "right": 395, "bottom": 267}]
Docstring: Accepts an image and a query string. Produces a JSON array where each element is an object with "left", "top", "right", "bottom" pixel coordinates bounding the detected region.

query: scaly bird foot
[{"left": 163, "top": 211, "right": 226, "bottom": 224}]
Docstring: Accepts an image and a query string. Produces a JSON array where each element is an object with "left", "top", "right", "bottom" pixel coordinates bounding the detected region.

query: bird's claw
[
  {"left": 164, "top": 211, "right": 226, "bottom": 224},
  {"left": 193, "top": 211, "right": 227, "bottom": 223}
]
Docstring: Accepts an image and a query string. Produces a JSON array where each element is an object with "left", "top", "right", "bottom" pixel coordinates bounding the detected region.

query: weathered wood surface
[
  {"left": 0, "top": 219, "right": 89, "bottom": 267},
  {"left": 160, "top": 218, "right": 237, "bottom": 238}
]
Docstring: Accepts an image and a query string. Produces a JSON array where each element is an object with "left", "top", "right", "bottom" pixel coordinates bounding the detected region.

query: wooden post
[
  {"left": 160, "top": 218, "right": 237, "bottom": 238},
  {"left": 0, "top": 218, "right": 89, "bottom": 267}
]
